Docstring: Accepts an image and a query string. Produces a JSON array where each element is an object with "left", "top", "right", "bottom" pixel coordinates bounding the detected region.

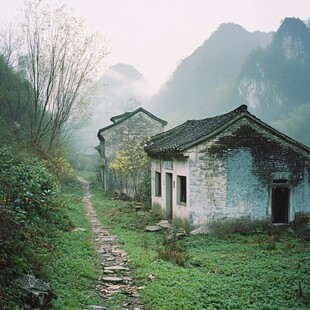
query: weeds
[
  {"left": 47, "top": 179, "right": 101, "bottom": 309},
  {"left": 157, "top": 229, "right": 189, "bottom": 267},
  {"left": 81, "top": 173, "right": 310, "bottom": 309}
]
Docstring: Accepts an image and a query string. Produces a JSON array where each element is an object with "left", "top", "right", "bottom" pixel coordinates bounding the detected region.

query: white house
[{"left": 145, "top": 105, "right": 310, "bottom": 233}]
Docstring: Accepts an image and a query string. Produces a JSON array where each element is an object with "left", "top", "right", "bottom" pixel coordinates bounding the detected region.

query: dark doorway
[
  {"left": 166, "top": 173, "right": 173, "bottom": 220},
  {"left": 272, "top": 187, "right": 289, "bottom": 223}
]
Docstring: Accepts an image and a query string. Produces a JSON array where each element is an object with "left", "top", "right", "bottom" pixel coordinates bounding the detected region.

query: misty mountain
[
  {"left": 150, "top": 18, "right": 310, "bottom": 147},
  {"left": 151, "top": 23, "right": 273, "bottom": 126},
  {"left": 71, "top": 63, "right": 149, "bottom": 155},
  {"left": 239, "top": 17, "right": 310, "bottom": 120},
  {"left": 238, "top": 17, "right": 310, "bottom": 146},
  {"left": 73, "top": 17, "right": 310, "bottom": 158}
]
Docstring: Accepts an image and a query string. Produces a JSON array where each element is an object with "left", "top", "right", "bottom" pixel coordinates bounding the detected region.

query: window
[
  {"left": 177, "top": 175, "right": 187, "bottom": 204},
  {"left": 155, "top": 172, "right": 162, "bottom": 197}
]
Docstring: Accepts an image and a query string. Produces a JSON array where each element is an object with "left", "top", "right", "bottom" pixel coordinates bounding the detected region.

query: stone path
[{"left": 77, "top": 177, "right": 144, "bottom": 310}]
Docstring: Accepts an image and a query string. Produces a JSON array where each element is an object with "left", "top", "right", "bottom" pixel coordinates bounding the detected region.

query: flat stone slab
[
  {"left": 104, "top": 266, "right": 129, "bottom": 271},
  {"left": 73, "top": 227, "right": 87, "bottom": 232},
  {"left": 145, "top": 225, "right": 162, "bottom": 232},
  {"left": 101, "top": 276, "right": 124, "bottom": 283},
  {"left": 111, "top": 249, "right": 127, "bottom": 256},
  {"left": 103, "top": 270, "right": 114, "bottom": 274},
  {"left": 157, "top": 222, "right": 173, "bottom": 228}
]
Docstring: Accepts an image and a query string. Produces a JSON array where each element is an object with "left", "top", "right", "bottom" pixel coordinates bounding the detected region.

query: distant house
[
  {"left": 145, "top": 105, "right": 310, "bottom": 233},
  {"left": 97, "top": 107, "right": 167, "bottom": 194}
]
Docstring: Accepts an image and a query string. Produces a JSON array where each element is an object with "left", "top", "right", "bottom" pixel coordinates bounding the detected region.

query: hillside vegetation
[
  {"left": 0, "top": 1, "right": 108, "bottom": 307},
  {"left": 0, "top": 146, "right": 103, "bottom": 308}
]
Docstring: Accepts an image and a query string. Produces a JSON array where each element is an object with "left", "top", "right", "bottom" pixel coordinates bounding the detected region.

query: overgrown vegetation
[
  {"left": 85, "top": 174, "right": 310, "bottom": 310},
  {"left": 46, "top": 179, "right": 101, "bottom": 309},
  {"left": 0, "top": 146, "right": 67, "bottom": 307},
  {"left": 0, "top": 3, "right": 108, "bottom": 305},
  {"left": 0, "top": 150, "right": 102, "bottom": 308}
]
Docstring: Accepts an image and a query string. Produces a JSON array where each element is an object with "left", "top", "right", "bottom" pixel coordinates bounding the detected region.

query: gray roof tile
[{"left": 145, "top": 105, "right": 248, "bottom": 155}]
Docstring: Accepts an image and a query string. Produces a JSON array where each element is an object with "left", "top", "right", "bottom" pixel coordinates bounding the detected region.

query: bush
[
  {"left": 34, "top": 147, "right": 75, "bottom": 183},
  {"left": 0, "top": 147, "right": 72, "bottom": 306}
]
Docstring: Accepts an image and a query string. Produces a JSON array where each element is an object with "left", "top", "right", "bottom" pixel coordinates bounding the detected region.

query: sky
[{"left": 1, "top": 0, "right": 310, "bottom": 93}]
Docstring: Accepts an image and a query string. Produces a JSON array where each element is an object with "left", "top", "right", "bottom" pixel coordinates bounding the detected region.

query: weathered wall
[
  {"left": 186, "top": 117, "right": 310, "bottom": 230},
  {"left": 100, "top": 111, "right": 165, "bottom": 192},
  {"left": 151, "top": 157, "right": 190, "bottom": 232},
  {"left": 151, "top": 117, "right": 310, "bottom": 232}
]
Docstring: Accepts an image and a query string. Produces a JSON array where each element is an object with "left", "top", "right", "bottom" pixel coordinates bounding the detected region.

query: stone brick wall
[
  {"left": 151, "top": 117, "right": 310, "bottom": 232},
  {"left": 100, "top": 111, "right": 165, "bottom": 193},
  {"left": 186, "top": 117, "right": 310, "bottom": 230}
]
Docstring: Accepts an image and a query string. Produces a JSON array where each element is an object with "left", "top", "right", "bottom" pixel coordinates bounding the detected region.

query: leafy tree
[{"left": 109, "top": 139, "right": 150, "bottom": 201}]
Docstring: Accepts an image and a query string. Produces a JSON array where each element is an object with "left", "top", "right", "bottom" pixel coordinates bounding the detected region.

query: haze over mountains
[
  {"left": 151, "top": 17, "right": 310, "bottom": 142},
  {"left": 75, "top": 17, "right": 310, "bottom": 155},
  {"left": 73, "top": 63, "right": 148, "bottom": 155},
  {"left": 151, "top": 23, "right": 273, "bottom": 125}
]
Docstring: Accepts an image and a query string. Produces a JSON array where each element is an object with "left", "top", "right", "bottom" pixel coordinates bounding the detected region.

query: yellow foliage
[{"left": 108, "top": 138, "right": 150, "bottom": 194}]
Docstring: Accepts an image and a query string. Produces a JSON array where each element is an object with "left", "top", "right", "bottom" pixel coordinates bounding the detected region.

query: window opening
[
  {"left": 177, "top": 175, "right": 187, "bottom": 204},
  {"left": 155, "top": 172, "right": 162, "bottom": 197}
]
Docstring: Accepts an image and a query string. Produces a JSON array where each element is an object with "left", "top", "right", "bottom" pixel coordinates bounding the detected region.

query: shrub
[
  {"left": 108, "top": 138, "right": 150, "bottom": 201},
  {"left": 34, "top": 147, "right": 75, "bottom": 183},
  {"left": 0, "top": 147, "right": 72, "bottom": 305}
]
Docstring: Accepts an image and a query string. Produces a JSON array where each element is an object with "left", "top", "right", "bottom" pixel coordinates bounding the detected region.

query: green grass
[
  {"left": 47, "top": 178, "right": 102, "bottom": 309},
  {"left": 85, "top": 174, "right": 310, "bottom": 310}
]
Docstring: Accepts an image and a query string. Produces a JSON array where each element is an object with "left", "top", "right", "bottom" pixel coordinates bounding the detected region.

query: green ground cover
[
  {"left": 47, "top": 179, "right": 101, "bottom": 309},
  {"left": 85, "top": 174, "right": 310, "bottom": 310}
]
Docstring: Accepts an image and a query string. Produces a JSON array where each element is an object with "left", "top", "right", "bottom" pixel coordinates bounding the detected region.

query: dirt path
[{"left": 77, "top": 177, "right": 144, "bottom": 310}]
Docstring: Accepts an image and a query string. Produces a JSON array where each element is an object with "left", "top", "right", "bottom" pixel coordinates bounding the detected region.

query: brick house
[
  {"left": 97, "top": 107, "right": 167, "bottom": 194},
  {"left": 145, "top": 105, "right": 310, "bottom": 233}
]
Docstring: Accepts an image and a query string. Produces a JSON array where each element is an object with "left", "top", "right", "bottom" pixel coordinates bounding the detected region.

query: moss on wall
[
  {"left": 152, "top": 202, "right": 165, "bottom": 218},
  {"left": 172, "top": 216, "right": 190, "bottom": 233}
]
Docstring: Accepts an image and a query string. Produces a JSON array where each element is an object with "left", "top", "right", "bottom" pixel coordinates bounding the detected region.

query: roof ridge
[
  {"left": 98, "top": 107, "right": 167, "bottom": 139},
  {"left": 145, "top": 105, "right": 250, "bottom": 155}
]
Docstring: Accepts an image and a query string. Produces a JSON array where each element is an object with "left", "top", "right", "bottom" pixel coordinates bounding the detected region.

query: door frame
[
  {"left": 272, "top": 186, "right": 289, "bottom": 223},
  {"left": 270, "top": 175, "right": 291, "bottom": 224}
]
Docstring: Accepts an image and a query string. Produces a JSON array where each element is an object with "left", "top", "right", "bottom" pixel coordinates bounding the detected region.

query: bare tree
[
  {"left": 6, "top": 0, "right": 109, "bottom": 149},
  {"left": 0, "top": 21, "right": 22, "bottom": 68}
]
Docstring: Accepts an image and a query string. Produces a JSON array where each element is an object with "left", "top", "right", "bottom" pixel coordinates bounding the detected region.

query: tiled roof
[
  {"left": 110, "top": 112, "right": 132, "bottom": 123},
  {"left": 145, "top": 105, "right": 248, "bottom": 156},
  {"left": 97, "top": 107, "right": 167, "bottom": 139},
  {"left": 145, "top": 104, "right": 310, "bottom": 157}
]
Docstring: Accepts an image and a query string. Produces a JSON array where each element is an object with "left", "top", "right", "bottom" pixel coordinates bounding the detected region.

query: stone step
[
  {"left": 104, "top": 265, "right": 129, "bottom": 271},
  {"left": 100, "top": 276, "right": 124, "bottom": 283}
]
